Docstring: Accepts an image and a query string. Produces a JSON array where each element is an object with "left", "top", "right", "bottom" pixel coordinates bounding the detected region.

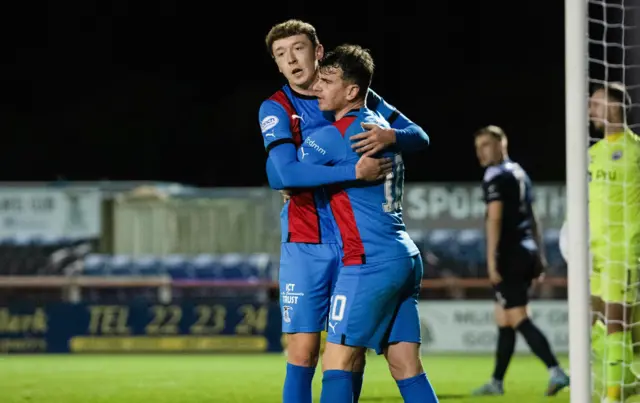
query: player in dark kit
[{"left": 472, "top": 126, "right": 570, "bottom": 397}]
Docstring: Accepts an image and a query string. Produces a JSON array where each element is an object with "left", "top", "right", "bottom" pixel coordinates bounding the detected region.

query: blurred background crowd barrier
[{"left": 0, "top": 181, "right": 573, "bottom": 356}]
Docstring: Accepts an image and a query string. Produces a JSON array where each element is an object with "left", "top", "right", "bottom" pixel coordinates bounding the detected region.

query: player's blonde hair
[
  {"left": 265, "top": 20, "right": 320, "bottom": 57},
  {"left": 475, "top": 125, "right": 508, "bottom": 148}
]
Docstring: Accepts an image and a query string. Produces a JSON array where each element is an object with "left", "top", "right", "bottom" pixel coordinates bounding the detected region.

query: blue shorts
[
  {"left": 326, "top": 254, "right": 423, "bottom": 354},
  {"left": 279, "top": 243, "right": 342, "bottom": 333}
]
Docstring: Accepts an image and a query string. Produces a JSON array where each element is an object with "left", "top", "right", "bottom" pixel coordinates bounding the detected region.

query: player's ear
[
  {"left": 315, "top": 43, "right": 324, "bottom": 61},
  {"left": 612, "top": 103, "right": 624, "bottom": 123},
  {"left": 346, "top": 85, "right": 360, "bottom": 102}
]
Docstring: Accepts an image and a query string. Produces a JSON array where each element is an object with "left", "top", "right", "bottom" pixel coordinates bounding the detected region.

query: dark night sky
[{"left": 0, "top": 1, "right": 618, "bottom": 187}]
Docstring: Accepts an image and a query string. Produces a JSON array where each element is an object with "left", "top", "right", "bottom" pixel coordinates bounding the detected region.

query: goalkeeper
[{"left": 588, "top": 82, "right": 640, "bottom": 403}]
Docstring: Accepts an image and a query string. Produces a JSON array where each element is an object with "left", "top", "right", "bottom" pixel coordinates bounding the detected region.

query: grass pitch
[{"left": 0, "top": 353, "right": 570, "bottom": 403}]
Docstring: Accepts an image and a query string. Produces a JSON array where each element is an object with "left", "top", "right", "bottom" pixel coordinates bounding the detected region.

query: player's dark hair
[
  {"left": 265, "top": 20, "right": 320, "bottom": 56},
  {"left": 593, "top": 82, "right": 632, "bottom": 120},
  {"left": 475, "top": 125, "right": 508, "bottom": 143},
  {"left": 319, "top": 44, "right": 374, "bottom": 100}
]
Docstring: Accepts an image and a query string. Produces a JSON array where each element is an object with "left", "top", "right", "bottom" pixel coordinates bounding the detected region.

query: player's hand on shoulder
[
  {"left": 355, "top": 155, "right": 392, "bottom": 181},
  {"left": 351, "top": 123, "right": 396, "bottom": 157},
  {"left": 279, "top": 190, "right": 291, "bottom": 203}
]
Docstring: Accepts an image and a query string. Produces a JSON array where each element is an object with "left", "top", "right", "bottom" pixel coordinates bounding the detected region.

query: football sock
[
  {"left": 492, "top": 326, "right": 516, "bottom": 382},
  {"left": 320, "top": 370, "right": 353, "bottom": 403},
  {"left": 605, "top": 331, "right": 634, "bottom": 401},
  {"left": 396, "top": 372, "right": 439, "bottom": 403},
  {"left": 517, "top": 318, "right": 559, "bottom": 368},
  {"left": 352, "top": 371, "right": 364, "bottom": 402},
  {"left": 283, "top": 362, "right": 315, "bottom": 403}
]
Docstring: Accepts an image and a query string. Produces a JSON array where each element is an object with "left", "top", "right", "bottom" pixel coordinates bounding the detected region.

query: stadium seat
[
  {"left": 544, "top": 228, "right": 563, "bottom": 267},
  {"left": 192, "top": 254, "right": 222, "bottom": 279},
  {"left": 108, "top": 255, "right": 135, "bottom": 276},
  {"left": 83, "top": 254, "right": 109, "bottom": 276},
  {"left": 425, "top": 229, "right": 457, "bottom": 259},
  {"left": 131, "top": 255, "right": 162, "bottom": 276},
  {"left": 243, "top": 253, "right": 272, "bottom": 280},
  {"left": 0, "top": 236, "right": 37, "bottom": 275},
  {"left": 0, "top": 239, "right": 11, "bottom": 275},
  {"left": 24, "top": 239, "right": 48, "bottom": 275},
  {"left": 219, "top": 254, "right": 246, "bottom": 280},
  {"left": 0, "top": 235, "right": 93, "bottom": 276},
  {"left": 163, "top": 255, "right": 194, "bottom": 279},
  {"left": 455, "top": 229, "right": 485, "bottom": 265}
]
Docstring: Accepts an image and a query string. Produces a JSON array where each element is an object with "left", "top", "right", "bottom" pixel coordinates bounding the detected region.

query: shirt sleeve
[
  {"left": 482, "top": 166, "right": 506, "bottom": 203},
  {"left": 366, "top": 88, "right": 429, "bottom": 152},
  {"left": 298, "top": 126, "right": 347, "bottom": 166},
  {"left": 265, "top": 157, "right": 284, "bottom": 190},
  {"left": 269, "top": 128, "right": 354, "bottom": 188},
  {"left": 258, "top": 100, "right": 294, "bottom": 152}
]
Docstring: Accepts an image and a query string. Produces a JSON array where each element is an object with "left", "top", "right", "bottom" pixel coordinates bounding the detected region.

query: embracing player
[
  {"left": 258, "top": 20, "right": 430, "bottom": 403},
  {"left": 297, "top": 44, "right": 437, "bottom": 403},
  {"left": 471, "top": 126, "right": 570, "bottom": 397},
  {"left": 588, "top": 83, "right": 640, "bottom": 403}
]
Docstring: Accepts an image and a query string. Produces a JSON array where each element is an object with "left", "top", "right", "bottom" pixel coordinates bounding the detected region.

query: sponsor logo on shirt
[
  {"left": 261, "top": 115, "right": 279, "bottom": 132},
  {"left": 304, "top": 137, "right": 326, "bottom": 155}
]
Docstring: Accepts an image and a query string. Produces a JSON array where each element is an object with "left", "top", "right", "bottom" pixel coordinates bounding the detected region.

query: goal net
[{"left": 584, "top": 0, "right": 640, "bottom": 402}]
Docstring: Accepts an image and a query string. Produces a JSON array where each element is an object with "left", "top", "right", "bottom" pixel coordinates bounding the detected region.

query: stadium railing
[{"left": 0, "top": 275, "right": 569, "bottom": 304}]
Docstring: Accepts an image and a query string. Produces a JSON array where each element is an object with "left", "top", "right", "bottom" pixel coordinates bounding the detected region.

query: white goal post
[
  {"left": 566, "top": 1, "right": 640, "bottom": 402},
  {"left": 565, "top": 1, "right": 592, "bottom": 402}
]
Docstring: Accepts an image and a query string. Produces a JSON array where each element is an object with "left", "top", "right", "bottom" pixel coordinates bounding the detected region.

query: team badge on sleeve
[
  {"left": 487, "top": 184, "right": 499, "bottom": 199},
  {"left": 261, "top": 115, "right": 279, "bottom": 132}
]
